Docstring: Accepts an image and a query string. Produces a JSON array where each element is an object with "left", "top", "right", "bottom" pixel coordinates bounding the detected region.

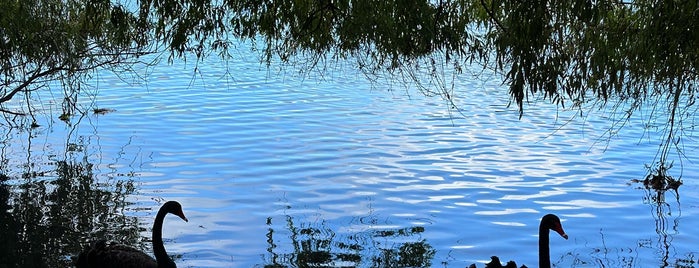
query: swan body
[
  {"left": 485, "top": 256, "right": 520, "bottom": 268},
  {"left": 75, "top": 201, "right": 188, "bottom": 268}
]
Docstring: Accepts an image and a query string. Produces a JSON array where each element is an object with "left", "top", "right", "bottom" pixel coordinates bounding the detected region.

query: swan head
[
  {"left": 163, "top": 200, "right": 188, "bottom": 222},
  {"left": 542, "top": 214, "right": 567, "bottom": 240}
]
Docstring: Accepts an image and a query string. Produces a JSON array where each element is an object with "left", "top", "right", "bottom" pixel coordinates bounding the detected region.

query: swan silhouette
[
  {"left": 471, "top": 214, "right": 568, "bottom": 268},
  {"left": 75, "top": 201, "right": 188, "bottom": 268}
]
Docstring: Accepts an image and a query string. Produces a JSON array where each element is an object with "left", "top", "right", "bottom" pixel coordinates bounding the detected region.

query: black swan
[
  {"left": 471, "top": 214, "right": 568, "bottom": 268},
  {"left": 75, "top": 201, "right": 188, "bottom": 268}
]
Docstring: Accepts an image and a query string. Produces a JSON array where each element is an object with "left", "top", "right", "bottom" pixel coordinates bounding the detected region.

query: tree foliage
[
  {"left": 0, "top": 0, "right": 149, "bottom": 121},
  {"left": 1, "top": 0, "right": 697, "bottom": 163}
]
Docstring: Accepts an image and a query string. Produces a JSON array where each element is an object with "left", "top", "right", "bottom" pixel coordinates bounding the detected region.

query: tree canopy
[{"left": 1, "top": 0, "right": 697, "bottom": 168}]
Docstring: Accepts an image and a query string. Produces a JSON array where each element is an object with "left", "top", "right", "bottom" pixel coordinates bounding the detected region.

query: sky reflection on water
[{"left": 0, "top": 52, "right": 697, "bottom": 267}]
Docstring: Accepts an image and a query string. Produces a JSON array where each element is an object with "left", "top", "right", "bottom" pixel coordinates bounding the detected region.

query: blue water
[{"left": 3, "top": 49, "right": 698, "bottom": 267}]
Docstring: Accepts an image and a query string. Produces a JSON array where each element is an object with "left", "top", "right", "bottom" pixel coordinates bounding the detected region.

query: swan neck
[
  {"left": 539, "top": 223, "right": 551, "bottom": 268},
  {"left": 152, "top": 207, "right": 170, "bottom": 265}
]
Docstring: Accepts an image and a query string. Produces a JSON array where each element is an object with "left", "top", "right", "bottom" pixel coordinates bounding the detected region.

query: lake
[{"left": 0, "top": 49, "right": 697, "bottom": 268}]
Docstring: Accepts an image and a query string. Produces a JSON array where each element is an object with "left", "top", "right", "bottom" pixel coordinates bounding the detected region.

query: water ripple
[{"left": 29, "top": 54, "right": 696, "bottom": 267}]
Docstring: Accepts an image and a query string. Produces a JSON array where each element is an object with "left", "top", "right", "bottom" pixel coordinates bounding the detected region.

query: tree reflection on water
[
  {"left": 0, "top": 123, "right": 140, "bottom": 267},
  {"left": 262, "top": 214, "right": 435, "bottom": 268},
  {"left": 557, "top": 170, "right": 695, "bottom": 268},
  {"left": 0, "top": 118, "right": 695, "bottom": 268},
  {"left": 0, "top": 119, "right": 437, "bottom": 268},
  {"left": 639, "top": 168, "right": 691, "bottom": 268}
]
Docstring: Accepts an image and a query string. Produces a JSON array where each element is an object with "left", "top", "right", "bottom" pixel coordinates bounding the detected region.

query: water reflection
[
  {"left": 0, "top": 123, "right": 436, "bottom": 268},
  {"left": 640, "top": 171, "right": 685, "bottom": 268},
  {"left": 0, "top": 124, "right": 141, "bottom": 267},
  {"left": 556, "top": 172, "right": 694, "bottom": 268},
  {"left": 1, "top": 53, "right": 698, "bottom": 267},
  {"left": 261, "top": 213, "right": 434, "bottom": 268}
]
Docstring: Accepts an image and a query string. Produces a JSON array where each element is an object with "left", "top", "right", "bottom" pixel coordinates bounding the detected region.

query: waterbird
[
  {"left": 470, "top": 214, "right": 568, "bottom": 268},
  {"left": 75, "top": 201, "right": 188, "bottom": 268}
]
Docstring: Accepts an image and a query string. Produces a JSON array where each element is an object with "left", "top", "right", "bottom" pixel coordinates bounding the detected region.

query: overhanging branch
[{"left": 0, "top": 63, "right": 70, "bottom": 104}]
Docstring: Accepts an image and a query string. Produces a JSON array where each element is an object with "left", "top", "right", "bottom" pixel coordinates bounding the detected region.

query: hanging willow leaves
[{"left": 1, "top": 0, "right": 697, "bottom": 166}]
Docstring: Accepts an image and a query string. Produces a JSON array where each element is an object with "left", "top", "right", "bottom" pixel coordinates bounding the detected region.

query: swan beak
[
  {"left": 553, "top": 223, "right": 568, "bottom": 239},
  {"left": 175, "top": 210, "right": 189, "bottom": 222}
]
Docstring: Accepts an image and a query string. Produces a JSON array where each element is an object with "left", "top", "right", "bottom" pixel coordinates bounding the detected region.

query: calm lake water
[{"left": 1, "top": 49, "right": 697, "bottom": 268}]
